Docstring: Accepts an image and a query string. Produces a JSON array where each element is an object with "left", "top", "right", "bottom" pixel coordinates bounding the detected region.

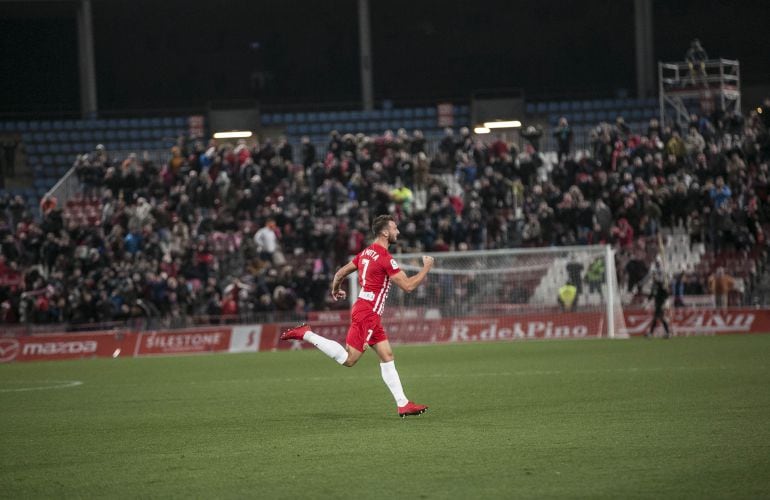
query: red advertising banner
[
  {"left": 0, "top": 331, "right": 137, "bottom": 363},
  {"left": 3, "top": 309, "right": 769, "bottom": 363},
  {"left": 623, "top": 308, "right": 770, "bottom": 337},
  {"left": 134, "top": 327, "right": 232, "bottom": 356},
  {"left": 267, "top": 311, "right": 607, "bottom": 351}
]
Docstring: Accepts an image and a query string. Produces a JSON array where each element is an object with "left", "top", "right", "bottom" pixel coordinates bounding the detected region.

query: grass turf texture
[{"left": 1, "top": 335, "right": 769, "bottom": 499}]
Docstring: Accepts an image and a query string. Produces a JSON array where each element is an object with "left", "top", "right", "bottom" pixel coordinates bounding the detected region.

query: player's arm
[
  {"left": 390, "top": 255, "right": 434, "bottom": 293},
  {"left": 330, "top": 261, "right": 357, "bottom": 301}
]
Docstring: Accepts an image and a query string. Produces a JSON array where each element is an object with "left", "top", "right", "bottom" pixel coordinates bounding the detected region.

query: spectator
[
  {"left": 553, "top": 117, "right": 573, "bottom": 161},
  {"left": 708, "top": 267, "right": 735, "bottom": 308},
  {"left": 254, "top": 218, "right": 281, "bottom": 265},
  {"left": 685, "top": 39, "right": 708, "bottom": 85},
  {"left": 558, "top": 280, "right": 578, "bottom": 311}
]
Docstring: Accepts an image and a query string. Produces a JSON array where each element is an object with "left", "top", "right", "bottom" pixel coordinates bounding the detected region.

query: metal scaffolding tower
[{"left": 658, "top": 59, "right": 740, "bottom": 130}]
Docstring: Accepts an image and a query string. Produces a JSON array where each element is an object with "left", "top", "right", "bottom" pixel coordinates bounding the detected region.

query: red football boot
[
  {"left": 398, "top": 401, "right": 428, "bottom": 418},
  {"left": 280, "top": 324, "right": 311, "bottom": 341}
]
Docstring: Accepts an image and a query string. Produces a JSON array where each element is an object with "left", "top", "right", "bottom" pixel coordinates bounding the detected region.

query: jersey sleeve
[
  {"left": 352, "top": 253, "right": 360, "bottom": 268},
  {"left": 384, "top": 254, "right": 401, "bottom": 277}
]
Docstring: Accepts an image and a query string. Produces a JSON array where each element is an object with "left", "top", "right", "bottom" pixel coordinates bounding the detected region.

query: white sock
[
  {"left": 303, "top": 331, "right": 348, "bottom": 365},
  {"left": 380, "top": 360, "right": 408, "bottom": 406}
]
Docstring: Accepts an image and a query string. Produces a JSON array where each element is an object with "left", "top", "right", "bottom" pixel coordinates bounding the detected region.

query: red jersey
[{"left": 351, "top": 243, "right": 401, "bottom": 316}]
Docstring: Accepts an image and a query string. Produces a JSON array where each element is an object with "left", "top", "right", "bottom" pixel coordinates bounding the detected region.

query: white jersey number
[{"left": 361, "top": 258, "right": 370, "bottom": 288}]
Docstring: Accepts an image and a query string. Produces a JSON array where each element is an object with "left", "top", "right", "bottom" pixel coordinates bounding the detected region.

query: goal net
[{"left": 349, "top": 244, "right": 627, "bottom": 339}]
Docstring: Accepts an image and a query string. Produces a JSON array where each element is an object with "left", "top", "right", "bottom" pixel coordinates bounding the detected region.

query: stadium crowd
[{"left": 1, "top": 98, "right": 769, "bottom": 327}]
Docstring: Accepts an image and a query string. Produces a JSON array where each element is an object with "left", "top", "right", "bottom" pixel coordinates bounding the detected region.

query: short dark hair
[{"left": 372, "top": 214, "right": 394, "bottom": 237}]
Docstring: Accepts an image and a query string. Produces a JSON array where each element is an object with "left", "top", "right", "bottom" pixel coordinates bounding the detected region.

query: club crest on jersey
[{"left": 390, "top": 259, "right": 399, "bottom": 269}]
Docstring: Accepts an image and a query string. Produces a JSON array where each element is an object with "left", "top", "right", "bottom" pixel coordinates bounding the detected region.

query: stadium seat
[{"left": 174, "top": 117, "right": 185, "bottom": 127}]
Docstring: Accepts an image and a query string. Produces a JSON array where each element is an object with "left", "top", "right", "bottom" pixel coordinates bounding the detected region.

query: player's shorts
[{"left": 346, "top": 307, "right": 388, "bottom": 352}]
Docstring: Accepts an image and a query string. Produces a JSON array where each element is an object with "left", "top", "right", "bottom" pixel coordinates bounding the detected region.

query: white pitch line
[{"left": 0, "top": 380, "right": 83, "bottom": 393}]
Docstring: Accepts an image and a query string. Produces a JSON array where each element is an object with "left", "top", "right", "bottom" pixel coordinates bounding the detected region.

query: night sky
[{"left": 1, "top": 0, "right": 768, "bottom": 114}]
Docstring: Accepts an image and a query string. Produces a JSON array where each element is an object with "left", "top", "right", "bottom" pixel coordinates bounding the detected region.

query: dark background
[{"left": 1, "top": 0, "right": 768, "bottom": 113}]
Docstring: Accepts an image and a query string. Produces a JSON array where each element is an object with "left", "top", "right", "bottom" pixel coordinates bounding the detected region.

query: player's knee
[{"left": 342, "top": 357, "right": 357, "bottom": 367}]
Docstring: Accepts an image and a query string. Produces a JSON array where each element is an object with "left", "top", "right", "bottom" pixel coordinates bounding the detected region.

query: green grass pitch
[{"left": 1, "top": 335, "right": 769, "bottom": 499}]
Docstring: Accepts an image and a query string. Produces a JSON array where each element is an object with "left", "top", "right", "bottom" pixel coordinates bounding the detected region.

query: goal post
[{"left": 348, "top": 244, "right": 627, "bottom": 339}]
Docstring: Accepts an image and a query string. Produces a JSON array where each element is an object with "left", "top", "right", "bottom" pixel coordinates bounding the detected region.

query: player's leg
[
  {"left": 661, "top": 317, "right": 671, "bottom": 339},
  {"left": 280, "top": 324, "right": 350, "bottom": 365},
  {"left": 646, "top": 315, "right": 658, "bottom": 338},
  {"left": 371, "top": 340, "right": 427, "bottom": 417},
  {"left": 371, "top": 340, "right": 407, "bottom": 406}
]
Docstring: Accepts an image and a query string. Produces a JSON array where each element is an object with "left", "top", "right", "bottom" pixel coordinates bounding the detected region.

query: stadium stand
[{"left": 1, "top": 98, "right": 768, "bottom": 329}]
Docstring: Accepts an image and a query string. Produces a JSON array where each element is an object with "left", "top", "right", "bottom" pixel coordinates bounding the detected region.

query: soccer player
[
  {"left": 280, "top": 214, "right": 434, "bottom": 418},
  {"left": 646, "top": 278, "right": 671, "bottom": 339}
]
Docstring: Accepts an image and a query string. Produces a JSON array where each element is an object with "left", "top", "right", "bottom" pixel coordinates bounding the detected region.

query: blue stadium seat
[
  {"left": 392, "top": 109, "right": 405, "bottom": 119},
  {"left": 140, "top": 129, "right": 152, "bottom": 139},
  {"left": 525, "top": 103, "right": 535, "bottom": 114},
  {"left": 585, "top": 111, "right": 596, "bottom": 123},
  {"left": 17, "top": 121, "right": 30, "bottom": 132},
  {"left": 402, "top": 108, "right": 415, "bottom": 119},
  {"left": 570, "top": 101, "right": 581, "bottom": 111},
  {"left": 150, "top": 117, "right": 162, "bottom": 128},
  {"left": 129, "top": 129, "right": 141, "bottom": 140},
  {"left": 162, "top": 117, "right": 173, "bottom": 127},
  {"left": 296, "top": 113, "right": 307, "bottom": 123},
  {"left": 174, "top": 117, "right": 185, "bottom": 127},
  {"left": 596, "top": 111, "right": 608, "bottom": 122},
  {"left": 425, "top": 107, "right": 437, "bottom": 117},
  {"left": 45, "top": 132, "right": 57, "bottom": 142},
  {"left": 57, "top": 131, "right": 68, "bottom": 142},
  {"left": 310, "top": 123, "right": 322, "bottom": 134},
  {"left": 40, "top": 121, "right": 52, "bottom": 131},
  {"left": 339, "top": 111, "right": 352, "bottom": 121},
  {"left": 51, "top": 120, "right": 64, "bottom": 130}
]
